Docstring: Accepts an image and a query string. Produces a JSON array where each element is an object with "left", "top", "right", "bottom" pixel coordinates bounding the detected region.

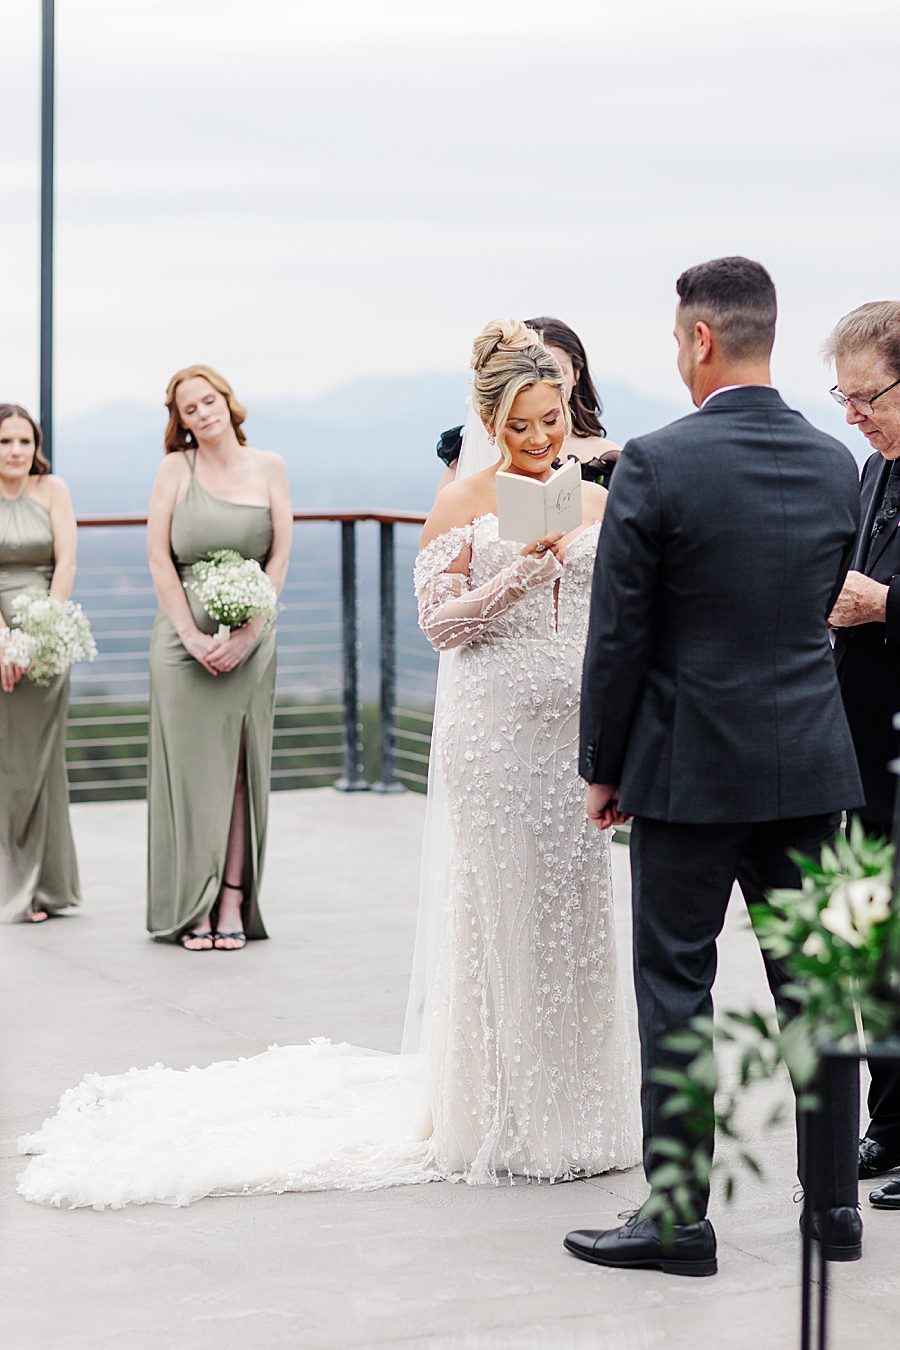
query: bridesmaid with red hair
[{"left": 146, "top": 366, "right": 291, "bottom": 950}]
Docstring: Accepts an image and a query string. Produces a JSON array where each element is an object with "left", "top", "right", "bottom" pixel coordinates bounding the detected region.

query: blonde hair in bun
[{"left": 471, "top": 319, "right": 571, "bottom": 469}]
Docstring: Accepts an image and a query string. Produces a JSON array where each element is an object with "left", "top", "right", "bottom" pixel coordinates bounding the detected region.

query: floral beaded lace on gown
[{"left": 17, "top": 515, "right": 639, "bottom": 1208}]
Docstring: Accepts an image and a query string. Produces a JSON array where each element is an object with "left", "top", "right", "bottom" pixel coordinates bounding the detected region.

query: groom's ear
[{"left": 694, "top": 320, "right": 715, "bottom": 364}]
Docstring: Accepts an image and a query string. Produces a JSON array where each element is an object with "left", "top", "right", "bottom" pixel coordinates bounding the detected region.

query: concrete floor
[{"left": 2, "top": 790, "right": 897, "bottom": 1350}]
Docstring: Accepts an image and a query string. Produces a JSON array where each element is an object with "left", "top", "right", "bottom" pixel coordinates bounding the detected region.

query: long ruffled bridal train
[
  {"left": 18, "top": 1043, "right": 434, "bottom": 1208},
  {"left": 17, "top": 513, "right": 640, "bottom": 1209}
]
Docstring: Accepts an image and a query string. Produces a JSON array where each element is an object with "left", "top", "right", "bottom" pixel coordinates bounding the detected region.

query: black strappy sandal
[
  {"left": 213, "top": 883, "right": 247, "bottom": 950},
  {"left": 213, "top": 930, "right": 247, "bottom": 951},
  {"left": 179, "top": 929, "right": 214, "bottom": 951}
]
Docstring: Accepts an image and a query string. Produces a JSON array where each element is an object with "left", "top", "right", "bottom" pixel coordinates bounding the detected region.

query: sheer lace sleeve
[{"left": 414, "top": 523, "right": 562, "bottom": 651}]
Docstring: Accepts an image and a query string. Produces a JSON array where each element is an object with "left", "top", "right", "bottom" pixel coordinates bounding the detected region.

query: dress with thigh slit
[{"left": 146, "top": 451, "right": 275, "bottom": 941}]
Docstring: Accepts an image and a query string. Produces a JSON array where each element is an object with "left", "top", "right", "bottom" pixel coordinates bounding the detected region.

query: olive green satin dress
[
  {"left": 147, "top": 453, "right": 275, "bottom": 941},
  {"left": 0, "top": 494, "right": 80, "bottom": 922}
]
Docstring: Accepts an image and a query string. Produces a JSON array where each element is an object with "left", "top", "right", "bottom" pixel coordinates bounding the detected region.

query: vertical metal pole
[
  {"left": 40, "top": 0, "right": 55, "bottom": 465},
  {"left": 799, "top": 1087, "right": 832, "bottom": 1350},
  {"left": 816, "top": 1061, "right": 831, "bottom": 1350},
  {"left": 799, "top": 1107, "right": 814, "bottom": 1350},
  {"left": 335, "top": 521, "right": 367, "bottom": 792},
  {"left": 374, "top": 522, "right": 403, "bottom": 793}
]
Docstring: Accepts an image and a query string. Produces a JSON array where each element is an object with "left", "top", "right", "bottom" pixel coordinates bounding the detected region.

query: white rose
[
  {"left": 844, "top": 877, "right": 892, "bottom": 938},
  {"left": 821, "top": 878, "right": 892, "bottom": 948}
]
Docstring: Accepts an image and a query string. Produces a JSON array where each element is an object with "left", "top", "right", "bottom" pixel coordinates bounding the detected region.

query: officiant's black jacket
[
  {"left": 834, "top": 450, "right": 900, "bottom": 827},
  {"left": 579, "top": 386, "right": 864, "bottom": 823}
]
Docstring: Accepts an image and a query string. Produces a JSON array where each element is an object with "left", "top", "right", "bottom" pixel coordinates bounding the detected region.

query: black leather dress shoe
[
  {"left": 858, "top": 1136, "right": 900, "bottom": 1180},
  {"left": 564, "top": 1214, "right": 717, "bottom": 1277},
  {"left": 801, "top": 1206, "right": 863, "bottom": 1261},
  {"left": 869, "top": 1178, "right": 900, "bottom": 1209}
]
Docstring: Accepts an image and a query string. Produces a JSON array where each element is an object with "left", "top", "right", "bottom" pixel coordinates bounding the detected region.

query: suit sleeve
[
  {"left": 579, "top": 439, "right": 662, "bottom": 784},
  {"left": 885, "top": 577, "right": 900, "bottom": 649},
  {"left": 826, "top": 522, "right": 858, "bottom": 618}
]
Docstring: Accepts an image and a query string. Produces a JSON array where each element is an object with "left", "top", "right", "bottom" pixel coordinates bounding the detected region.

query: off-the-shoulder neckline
[{"left": 420, "top": 513, "right": 600, "bottom": 556}]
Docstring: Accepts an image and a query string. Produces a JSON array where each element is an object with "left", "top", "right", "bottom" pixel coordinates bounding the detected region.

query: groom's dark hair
[{"left": 676, "top": 256, "right": 777, "bottom": 360}]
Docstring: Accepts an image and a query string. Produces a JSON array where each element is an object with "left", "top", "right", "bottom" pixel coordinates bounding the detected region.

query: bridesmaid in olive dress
[
  {"left": 0, "top": 404, "right": 80, "bottom": 922},
  {"left": 147, "top": 366, "right": 291, "bottom": 950}
]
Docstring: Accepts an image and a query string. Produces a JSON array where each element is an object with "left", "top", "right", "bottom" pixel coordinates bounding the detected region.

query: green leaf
[
  {"left": 726, "top": 1010, "right": 774, "bottom": 1039},
  {"left": 638, "top": 1192, "right": 667, "bottom": 1222},
  {"left": 650, "top": 1067, "right": 694, "bottom": 1089},
  {"left": 651, "top": 1138, "right": 690, "bottom": 1160},
  {"left": 739, "top": 1047, "right": 762, "bottom": 1086},
  {"left": 661, "top": 1031, "right": 706, "bottom": 1054},
  {"left": 779, "top": 1022, "right": 819, "bottom": 1086},
  {"left": 648, "top": 1162, "right": 688, "bottom": 1190},
  {"left": 660, "top": 1094, "right": 695, "bottom": 1117},
  {"left": 740, "top": 1152, "right": 763, "bottom": 1180},
  {"left": 687, "top": 1052, "right": 719, "bottom": 1092},
  {"left": 672, "top": 1186, "right": 699, "bottom": 1225}
]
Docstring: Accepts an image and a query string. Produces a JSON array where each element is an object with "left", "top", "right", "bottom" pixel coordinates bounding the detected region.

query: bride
[{"left": 18, "top": 321, "right": 639, "bottom": 1208}]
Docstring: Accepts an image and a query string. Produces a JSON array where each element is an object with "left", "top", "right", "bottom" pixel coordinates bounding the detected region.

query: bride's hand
[{"left": 521, "top": 532, "right": 563, "bottom": 560}]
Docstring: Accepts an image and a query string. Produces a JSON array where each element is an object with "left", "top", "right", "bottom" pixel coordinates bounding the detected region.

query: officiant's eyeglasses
[{"left": 830, "top": 377, "right": 900, "bottom": 416}]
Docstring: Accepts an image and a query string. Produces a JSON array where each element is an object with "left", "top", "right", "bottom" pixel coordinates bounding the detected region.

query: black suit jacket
[
  {"left": 579, "top": 386, "right": 864, "bottom": 823},
  {"left": 834, "top": 451, "right": 900, "bottom": 826}
]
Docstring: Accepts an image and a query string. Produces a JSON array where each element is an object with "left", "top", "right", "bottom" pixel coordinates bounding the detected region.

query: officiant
[{"left": 826, "top": 301, "right": 900, "bottom": 1203}]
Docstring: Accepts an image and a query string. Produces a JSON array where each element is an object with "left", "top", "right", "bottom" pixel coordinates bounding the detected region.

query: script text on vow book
[{"left": 495, "top": 457, "right": 583, "bottom": 543}]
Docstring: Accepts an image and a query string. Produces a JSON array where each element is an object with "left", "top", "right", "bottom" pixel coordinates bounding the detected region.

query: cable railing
[{"left": 67, "top": 511, "right": 437, "bottom": 801}]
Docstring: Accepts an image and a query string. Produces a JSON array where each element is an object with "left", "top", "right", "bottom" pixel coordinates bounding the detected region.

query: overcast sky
[{"left": 2, "top": 0, "right": 898, "bottom": 422}]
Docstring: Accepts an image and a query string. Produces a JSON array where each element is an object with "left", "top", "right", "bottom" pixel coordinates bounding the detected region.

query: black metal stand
[
  {"left": 798, "top": 1103, "right": 829, "bottom": 1350},
  {"left": 799, "top": 1042, "right": 900, "bottom": 1350}
]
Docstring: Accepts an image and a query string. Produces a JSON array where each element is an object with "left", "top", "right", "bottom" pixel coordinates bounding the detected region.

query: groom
[{"left": 566, "top": 257, "right": 864, "bottom": 1276}]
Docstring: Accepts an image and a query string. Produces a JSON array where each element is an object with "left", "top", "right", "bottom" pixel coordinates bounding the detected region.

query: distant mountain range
[{"left": 55, "top": 372, "right": 865, "bottom": 516}]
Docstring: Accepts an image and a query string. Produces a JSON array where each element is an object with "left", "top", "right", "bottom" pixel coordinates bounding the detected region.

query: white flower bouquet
[
  {"left": 189, "top": 549, "right": 278, "bottom": 640},
  {"left": 0, "top": 589, "right": 98, "bottom": 686}
]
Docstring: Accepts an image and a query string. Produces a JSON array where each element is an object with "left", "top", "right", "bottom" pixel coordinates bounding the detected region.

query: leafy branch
[{"left": 647, "top": 821, "right": 898, "bottom": 1231}]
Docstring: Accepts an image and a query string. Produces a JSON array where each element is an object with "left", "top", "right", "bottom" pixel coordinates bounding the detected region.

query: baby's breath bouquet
[
  {"left": 189, "top": 549, "right": 278, "bottom": 641},
  {"left": 0, "top": 589, "right": 97, "bottom": 686}
]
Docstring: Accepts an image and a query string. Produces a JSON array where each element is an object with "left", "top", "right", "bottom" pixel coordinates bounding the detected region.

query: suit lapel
[
  {"left": 866, "top": 509, "right": 900, "bottom": 573},
  {"left": 855, "top": 457, "right": 891, "bottom": 572}
]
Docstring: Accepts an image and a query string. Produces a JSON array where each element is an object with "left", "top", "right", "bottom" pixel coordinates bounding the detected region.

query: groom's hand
[{"left": 586, "top": 782, "right": 630, "bottom": 830}]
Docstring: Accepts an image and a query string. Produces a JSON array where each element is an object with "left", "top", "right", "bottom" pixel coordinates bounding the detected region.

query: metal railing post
[
  {"left": 335, "top": 520, "right": 367, "bottom": 791},
  {"left": 40, "top": 0, "right": 55, "bottom": 465},
  {"left": 374, "top": 521, "right": 404, "bottom": 793}
]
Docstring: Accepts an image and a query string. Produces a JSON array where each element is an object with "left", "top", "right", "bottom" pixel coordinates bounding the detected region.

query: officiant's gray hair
[
  {"left": 823, "top": 301, "right": 900, "bottom": 377},
  {"left": 471, "top": 319, "right": 571, "bottom": 470}
]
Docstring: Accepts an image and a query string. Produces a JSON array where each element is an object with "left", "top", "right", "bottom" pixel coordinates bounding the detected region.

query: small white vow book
[{"left": 495, "top": 457, "right": 583, "bottom": 543}]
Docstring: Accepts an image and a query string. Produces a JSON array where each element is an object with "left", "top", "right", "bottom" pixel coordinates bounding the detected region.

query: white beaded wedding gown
[{"left": 17, "top": 515, "right": 639, "bottom": 1209}]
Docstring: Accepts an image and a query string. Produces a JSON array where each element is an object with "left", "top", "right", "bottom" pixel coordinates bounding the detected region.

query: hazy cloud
[{"left": 1, "top": 0, "right": 897, "bottom": 447}]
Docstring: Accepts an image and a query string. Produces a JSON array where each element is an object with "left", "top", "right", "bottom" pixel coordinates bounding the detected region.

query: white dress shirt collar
[{"left": 700, "top": 384, "right": 773, "bottom": 408}]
